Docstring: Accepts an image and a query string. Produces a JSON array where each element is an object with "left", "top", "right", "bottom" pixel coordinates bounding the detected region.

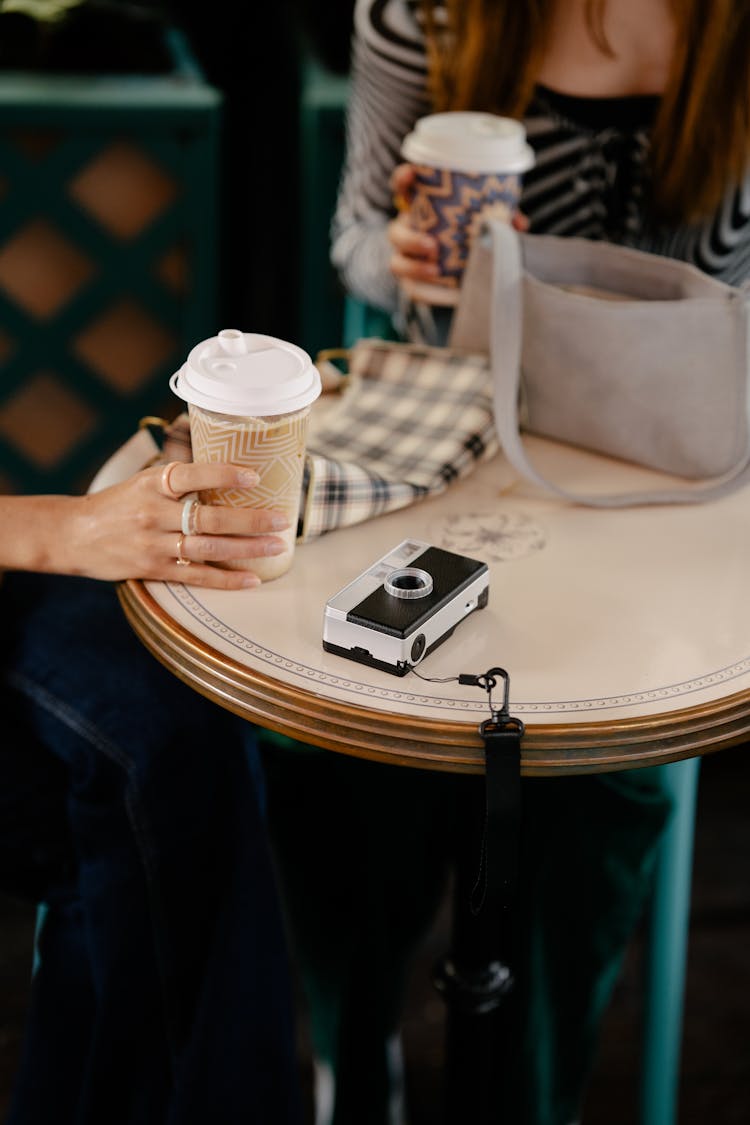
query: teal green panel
[{"left": 0, "top": 34, "right": 221, "bottom": 495}]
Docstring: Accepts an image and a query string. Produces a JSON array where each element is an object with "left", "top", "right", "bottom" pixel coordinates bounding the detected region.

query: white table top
[{"left": 110, "top": 425, "right": 750, "bottom": 773}]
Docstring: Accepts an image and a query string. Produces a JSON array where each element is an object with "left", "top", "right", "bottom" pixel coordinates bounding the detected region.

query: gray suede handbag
[{"left": 450, "top": 219, "right": 750, "bottom": 505}]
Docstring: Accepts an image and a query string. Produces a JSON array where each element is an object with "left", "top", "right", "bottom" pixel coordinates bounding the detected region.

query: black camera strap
[
  {"left": 410, "top": 662, "right": 525, "bottom": 916},
  {"left": 420, "top": 664, "right": 525, "bottom": 1116},
  {"left": 462, "top": 668, "right": 525, "bottom": 917}
]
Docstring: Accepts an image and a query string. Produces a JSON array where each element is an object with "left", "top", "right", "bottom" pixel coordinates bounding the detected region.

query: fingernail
[
  {"left": 270, "top": 515, "right": 290, "bottom": 530},
  {"left": 241, "top": 574, "right": 261, "bottom": 587},
  {"left": 238, "top": 469, "right": 260, "bottom": 486},
  {"left": 264, "top": 541, "right": 287, "bottom": 557}
]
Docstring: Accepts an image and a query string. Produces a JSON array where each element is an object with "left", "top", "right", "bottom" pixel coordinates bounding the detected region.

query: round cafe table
[
  {"left": 109, "top": 428, "right": 750, "bottom": 1122},
  {"left": 114, "top": 431, "right": 750, "bottom": 773}
]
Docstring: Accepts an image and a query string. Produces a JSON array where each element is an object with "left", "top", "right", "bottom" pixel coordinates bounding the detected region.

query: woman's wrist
[{"left": 0, "top": 494, "right": 82, "bottom": 575}]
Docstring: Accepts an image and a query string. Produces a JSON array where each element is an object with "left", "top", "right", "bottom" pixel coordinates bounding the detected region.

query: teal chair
[
  {"left": 32, "top": 902, "right": 46, "bottom": 976},
  {"left": 301, "top": 46, "right": 702, "bottom": 1120},
  {"left": 342, "top": 295, "right": 397, "bottom": 347},
  {"left": 641, "top": 756, "right": 701, "bottom": 1125}
]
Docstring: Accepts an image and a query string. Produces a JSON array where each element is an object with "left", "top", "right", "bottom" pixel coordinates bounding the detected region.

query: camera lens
[
  {"left": 384, "top": 568, "right": 433, "bottom": 600},
  {"left": 393, "top": 575, "right": 422, "bottom": 590}
]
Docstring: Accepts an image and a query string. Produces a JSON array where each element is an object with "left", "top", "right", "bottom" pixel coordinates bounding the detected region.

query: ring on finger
[
  {"left": 181, "top": 494, "right": 200, "bottom": 536},
  {"left": 160, "top": 461, "right": 183, "bottom": 500},
  {"left": 175, "top": 533, "right": 191, "bottom": 567}
]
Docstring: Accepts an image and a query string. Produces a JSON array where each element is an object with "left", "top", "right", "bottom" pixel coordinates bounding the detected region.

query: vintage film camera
[{"left": 322, "top": 539, "right": 489, "bottom": 676}]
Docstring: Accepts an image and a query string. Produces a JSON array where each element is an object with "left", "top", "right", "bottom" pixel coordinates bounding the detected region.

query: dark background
[
  {"left": 2, "top": 744, "right": 749, "bottom": 1123},
  {"left": 173, "top": 0, "right": 356, "bottom": 343}
]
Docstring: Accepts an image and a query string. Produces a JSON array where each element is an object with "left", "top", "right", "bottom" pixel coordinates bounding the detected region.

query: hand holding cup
[
  {"left": 61, "top": 459, "right": 291, "bottom": 587},
  {"left": 388, "top": 164, "right": 443, "bottom": 287},
  {"left": 170, "top": 329, "right": 321, "bottom": 581},
  {"left": 394, "top": 112, "right": 535, "bottom": 306},
  {"left": 388, "top": 162, "right": 529, "bottom": 288}
]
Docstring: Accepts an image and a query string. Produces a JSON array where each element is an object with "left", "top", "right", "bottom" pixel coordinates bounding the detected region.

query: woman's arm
[
  {"left": 331, "top": 0, "right": 433, "bottom": 311},
  {"left": 0, "top": 462, "right": 289, "bottom": 589}
]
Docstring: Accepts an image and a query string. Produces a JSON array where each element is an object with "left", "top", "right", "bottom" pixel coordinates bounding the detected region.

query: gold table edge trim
[{"left": 118, "top": 579, "right": 750, "bottom": 776}]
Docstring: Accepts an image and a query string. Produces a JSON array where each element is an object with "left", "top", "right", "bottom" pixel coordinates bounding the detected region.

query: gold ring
[
  {"left": 175, "top": 533, "right": 191, "bottom": 567},
  {"left": 160, "top": 461, "right": 182, "bottom": 500}
]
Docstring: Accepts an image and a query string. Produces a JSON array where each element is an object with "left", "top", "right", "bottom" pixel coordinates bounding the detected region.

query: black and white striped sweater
[{"left": 331, "top": 0, "right": 750, "bottom": 314}]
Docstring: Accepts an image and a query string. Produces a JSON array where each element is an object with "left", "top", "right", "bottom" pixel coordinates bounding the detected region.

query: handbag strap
[{"left": 455, "top": 219, "right": 750, "bottom": 507}]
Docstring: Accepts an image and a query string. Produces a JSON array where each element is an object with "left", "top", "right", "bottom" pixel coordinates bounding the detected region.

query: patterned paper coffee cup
[
  {"left": 401, "top": 112, "right": 535, "bottom": 305},
  {"left": 170, "top": 329, "right": 321, "bottom": 581}
]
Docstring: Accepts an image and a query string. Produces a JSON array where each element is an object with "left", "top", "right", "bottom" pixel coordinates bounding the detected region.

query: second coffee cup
[
  {"left": 170, "top": 329, "right": 321, "bottom": 581},
  {"left": 400, "top": 111, "right": 535, "bottom": 305}
]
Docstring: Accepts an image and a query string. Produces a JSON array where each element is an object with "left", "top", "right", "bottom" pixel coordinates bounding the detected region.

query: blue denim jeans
[{"left": 1, "top": 573, "right": 302, "bottom": 1125}]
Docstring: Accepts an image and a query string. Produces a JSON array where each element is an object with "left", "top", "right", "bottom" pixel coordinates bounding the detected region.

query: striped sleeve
[
  {"left": 331, "top": 0, "right": 432, "bottom": 313},
  {"left": 640, "top": 177, "right": 750, "bottom": 287}
]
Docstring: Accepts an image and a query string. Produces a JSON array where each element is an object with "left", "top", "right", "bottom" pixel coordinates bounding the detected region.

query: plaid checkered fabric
[{"left": 300, "top": 339, "right": 496, "bottom": 540}]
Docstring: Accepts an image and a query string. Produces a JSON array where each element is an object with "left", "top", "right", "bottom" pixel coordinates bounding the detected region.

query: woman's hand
[
  {"left": 387, "top": 162, "right": 529, "bottom": 287},
  {"left": 60, "top": 461, "right": 290, "bottom": 588},
  {"left": 388, "top": 163, "right": 444, "bottom": 287}
]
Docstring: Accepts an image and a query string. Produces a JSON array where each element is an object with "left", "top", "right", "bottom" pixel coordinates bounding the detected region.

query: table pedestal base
[{"left": 434, "top": 772, "right": 519, "bottom": 1124}]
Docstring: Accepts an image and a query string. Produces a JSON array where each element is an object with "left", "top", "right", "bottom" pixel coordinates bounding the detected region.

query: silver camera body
[{"left": 322, "top": 539, "right": 489, "bottom": 677}]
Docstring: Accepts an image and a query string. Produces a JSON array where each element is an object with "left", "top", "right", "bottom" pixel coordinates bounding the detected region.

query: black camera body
[{"left": 322, "top": 539, "right": 489, "bottom": 676}]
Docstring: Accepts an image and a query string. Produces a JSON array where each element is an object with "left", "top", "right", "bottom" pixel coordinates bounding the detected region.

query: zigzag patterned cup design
[
  {"left": 188, "top": 403, "right": 310, "bottom": 581},
  {"left": 410, "top": 166, "right": 522, "bottom": 284}
]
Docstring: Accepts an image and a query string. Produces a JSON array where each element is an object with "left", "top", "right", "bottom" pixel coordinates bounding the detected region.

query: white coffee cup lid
[
  {"left": 170, "top": 329, "right": 321, "bottom": 416},
  {"left": 401, "top": 112, "right": 535, "bottom": 174}
]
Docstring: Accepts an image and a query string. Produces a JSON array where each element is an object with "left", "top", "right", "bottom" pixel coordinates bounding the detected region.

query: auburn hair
[{"left": 420, "top": 0, "right": 750, "bottom": 224}]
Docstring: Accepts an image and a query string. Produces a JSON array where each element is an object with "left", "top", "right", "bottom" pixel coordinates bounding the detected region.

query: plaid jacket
[{"left": 300, "top": 339, "right": 496, "bottom": 540}]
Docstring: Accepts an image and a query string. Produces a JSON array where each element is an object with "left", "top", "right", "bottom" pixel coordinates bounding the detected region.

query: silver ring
[
  {"left": 175, "top": 533, "right": 191, "bottom": 567},
  {"left": 181, "top": 494, "right": 200, "bottom": 536}
]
